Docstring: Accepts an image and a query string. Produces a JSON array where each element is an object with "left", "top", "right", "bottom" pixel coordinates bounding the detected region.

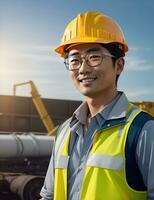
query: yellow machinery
[
  {"left": 13, "top": 80, "right": 56, "bottom": 135},
  {"left": 134, "top": 101, "right": 154, "bottom": 116}
]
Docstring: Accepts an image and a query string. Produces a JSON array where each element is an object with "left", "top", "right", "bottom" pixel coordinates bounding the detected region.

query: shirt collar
[
  {"left": 70, "top": 91, "right": 129, "bottom": 126},
  {"left": 107, "top": 92, "right": 129, "bottom": 120},
  {"left": 71, "top": 102, "right": 89, "bottom": 125}
]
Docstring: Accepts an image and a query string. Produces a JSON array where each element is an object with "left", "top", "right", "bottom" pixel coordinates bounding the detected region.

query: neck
[{"left": 86, "top": 89, "right": 118, "bottom": 117}]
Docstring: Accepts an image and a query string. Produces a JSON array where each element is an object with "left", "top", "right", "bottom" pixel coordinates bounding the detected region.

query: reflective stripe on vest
[
  {"left": 87, "top": 154, "right": 124, "bottom": 170},
  {"left": 55, "top": 155, "right": 69, "bottom": 168}
]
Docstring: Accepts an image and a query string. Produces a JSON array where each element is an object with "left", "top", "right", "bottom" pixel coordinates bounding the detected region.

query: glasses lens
[
  {"left": 87, "top": 52, "right": 102, "bottom": 67},
  {"left": 66, "top": 55, "right": 80, "bottom": 70},
  {"left": 65, "top": 51, "right": 104, "bottom": 70}
]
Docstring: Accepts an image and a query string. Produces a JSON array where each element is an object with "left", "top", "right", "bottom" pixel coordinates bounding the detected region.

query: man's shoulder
[{"left": 55, "top": 118, "right": 72, "bottom": 139}]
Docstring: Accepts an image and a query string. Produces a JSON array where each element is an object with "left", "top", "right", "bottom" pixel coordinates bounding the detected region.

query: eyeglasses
[{"left": 64, "top": 51, "right": 115, "bottom": 71}]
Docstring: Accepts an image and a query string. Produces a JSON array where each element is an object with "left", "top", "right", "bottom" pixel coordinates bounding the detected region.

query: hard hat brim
[{"left": 55, "top": 39, "right": 128, "bottom": 57}]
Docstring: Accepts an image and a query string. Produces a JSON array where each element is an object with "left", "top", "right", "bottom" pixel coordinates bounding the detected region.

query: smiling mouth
[{"left": 78, "top": 77, "right": 97, "bottom": 83}]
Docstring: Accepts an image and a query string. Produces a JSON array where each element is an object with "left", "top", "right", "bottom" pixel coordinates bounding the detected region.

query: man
[{"left": 40, "top": 11, "right": 154, "bottom": 200}]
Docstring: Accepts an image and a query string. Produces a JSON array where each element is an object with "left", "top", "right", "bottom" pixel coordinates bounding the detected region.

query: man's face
[{"left": 67, "top": 43, "right": 123, "bottom": 99}]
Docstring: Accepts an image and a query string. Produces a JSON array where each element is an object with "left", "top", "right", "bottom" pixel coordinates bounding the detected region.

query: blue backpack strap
[{"left": 125, "top": 111, "right": 153, "bottom": 190}]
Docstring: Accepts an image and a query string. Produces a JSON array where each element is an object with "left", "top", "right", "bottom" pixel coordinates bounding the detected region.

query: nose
[{"left": 78, "top": 59, "right": 92, "bottom": 74}]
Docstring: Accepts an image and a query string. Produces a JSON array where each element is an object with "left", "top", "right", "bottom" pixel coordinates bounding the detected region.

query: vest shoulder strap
[
  {"left": 125, "top": 111, "right": 154, "bottom": 190},
  {"left": 55, "top": 118, "right": 71, "bottom": 140}
]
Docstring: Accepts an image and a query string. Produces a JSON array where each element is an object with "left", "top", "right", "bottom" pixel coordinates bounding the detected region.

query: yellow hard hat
[{"left": 55, "top": 11, "right": 128, "bottom": 57}]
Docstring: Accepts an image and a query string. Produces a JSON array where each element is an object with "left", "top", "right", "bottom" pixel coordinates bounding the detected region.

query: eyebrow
[{"left": 68, "top": 47, "right": 102, "bottom": 56}]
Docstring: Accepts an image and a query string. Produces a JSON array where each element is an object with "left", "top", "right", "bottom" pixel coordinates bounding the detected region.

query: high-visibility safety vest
[{"left": 54, "top": 103, "right": 147, "bottom": 200}]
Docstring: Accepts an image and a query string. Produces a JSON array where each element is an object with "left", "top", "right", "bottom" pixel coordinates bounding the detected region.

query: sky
[{"left": 0, "top": 0, "right": 154, "bottom": 102}]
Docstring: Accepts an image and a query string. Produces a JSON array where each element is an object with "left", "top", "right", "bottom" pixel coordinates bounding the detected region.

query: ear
[{"left": 115, "top": 57, "right": 125, "bottom": 75}]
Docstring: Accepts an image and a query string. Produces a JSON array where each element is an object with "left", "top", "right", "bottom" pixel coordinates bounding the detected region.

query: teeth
[{"left": 80, "top": 78, "right": 96, "bottom": 82}]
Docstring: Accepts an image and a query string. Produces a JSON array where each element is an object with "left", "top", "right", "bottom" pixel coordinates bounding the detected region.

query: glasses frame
[{"left": 64, "top": 51, "right": 115, "bottom": 71}]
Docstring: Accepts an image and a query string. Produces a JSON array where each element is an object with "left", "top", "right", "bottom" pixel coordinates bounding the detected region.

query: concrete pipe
[
  {"left": 0, "top": 134, "right": 54, "bottom": 158},
  {"left": 9, "top": 175, "right": 44, "bottom": 200}
]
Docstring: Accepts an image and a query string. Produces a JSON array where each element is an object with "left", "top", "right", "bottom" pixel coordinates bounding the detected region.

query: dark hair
[{"left": 102, "top": 43, "right": 125, "bottom": 61}]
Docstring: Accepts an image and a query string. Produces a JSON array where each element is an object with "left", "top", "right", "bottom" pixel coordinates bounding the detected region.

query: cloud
[
  {"left": 20, "top": 44, "right": 61, "bottom": 62},
  {"left": 125, "top": 55, "right": 154, "bottom": 71},
  {"left": 125, "top": 46, "right": 154, "bottom": 71},
  {"left": 127, "top": 89, "right": 153, "bottom": 98},
  {"left": 123, "top": 87, "right": 154, "bottom": 102},
  {"left": 1, "top": 43, "right": 62, "bottom": 64}
]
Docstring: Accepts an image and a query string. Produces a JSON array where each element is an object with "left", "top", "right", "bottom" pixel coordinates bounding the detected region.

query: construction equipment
[
  {"left": 134, "top": 101, "right": 154, "bottom": 116},
  {"left": 13, "top": 80, "right": 56, "bottom": 135}
]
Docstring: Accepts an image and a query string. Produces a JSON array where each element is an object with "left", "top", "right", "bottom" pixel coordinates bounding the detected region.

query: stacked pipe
[{"left": 0, "top": 133, "right": 54, "bottom": 200}]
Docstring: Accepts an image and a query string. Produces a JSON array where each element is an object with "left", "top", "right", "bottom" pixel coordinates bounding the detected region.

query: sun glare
[
  {"left": 0, "top": 45, "right": 11, "bottom": 78},
  {"left": 0, "top": 44, "right": 27, "bottom": 95}
]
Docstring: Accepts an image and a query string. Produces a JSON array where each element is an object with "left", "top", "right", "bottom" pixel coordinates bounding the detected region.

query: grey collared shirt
[
  {"left": 40, "top": 92, "right": 154, "bottom": 200},
  {"left": 67, "top": 93, "right": 120, "bottom": 200}
]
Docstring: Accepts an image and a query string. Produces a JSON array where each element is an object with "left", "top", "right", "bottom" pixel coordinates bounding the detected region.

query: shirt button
[
  {"left": 77, "top": 187, "right": 80, "bottom": 192},
  {"left": 78, "top": 166, "right": 82, "bottom": 172}
]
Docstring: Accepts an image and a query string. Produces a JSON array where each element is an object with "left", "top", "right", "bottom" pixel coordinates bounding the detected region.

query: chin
[
  {"left": 76, "top": 85, "right": 98, "bottom": 97},
  {"left": 80, "top": 90, "right": 96, "bottom": 98}
]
